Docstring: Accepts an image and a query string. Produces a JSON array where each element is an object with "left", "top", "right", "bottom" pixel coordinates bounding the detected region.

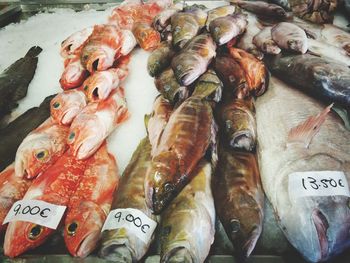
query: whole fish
[
  {"left": 183, "top": 4, "right": 208, "bottom": 28},
  {"left": 145, "top": 96, "right": 214, "bottom": 214},
  {"left": 214, "top": 145, "right": 264, "bottom": 258},
  {"left": 206, "top": 5, "right": 236, "bottom": 30},
  {"left": 288, "top": 0, "right": 337, "bottom": 23},
  {"left": 153, "top": 8, "right": 180, "bottom": 32},
  {"left": 0, "top": 95, "right": 54, "bottom": 172},
  {"left": 154, "top": 68, "right": 188, "bottom": 105},
  {"left": 68, "top": 88, "right": 129, "bottom": 160},
  {"left": 214, "top": 55, "right": 249, "bottom": 100},
  {"left": 228, "top": 47, "right": 268, "bottom": 97},
  {"left": 146, "top": 96, "right": 173, "bottom": 156},
  {"left": 15, "top": 118, "right": 69, "bottom": 179},
  {"left": 160, "top": 160, "right": 215, "bottom": 263},
  {"left": 192, "top": 69, "right": 223, "bottom": 104},
  {"left": 265, "top": 54, "right": 350, "bottom": 108},
  {"left": 171, "top": 12, "right": 200, "bottom": 49},
  {"left": 60, "top": 55, "right": 88, "bottom": 90},
  {"left": 4, "top": 150, "right": 88, "bottom": 258},
  {"left": 256, "top": 77, "right": 350, "bottom": 262},
  {"left": 60, "top": 27, "right": 93, "bottom": 58},
  {"left": 253, "top": 27, "right": 281, "bottom": 55},
  {"left": 100, "top": 137, "right": 157, "bottom": 262},
  {"left": 0, "top": 46, "right": 42, "bottom": 121},
  {"left": 147, "top": 42, "right": 175, "bottom": 77},
  {"left": 172, "top": 34, "right": 216, "bottom": 86},
  {"left": 50, "top": 89, "right": 87, "bottom": 125},
  {"left": 216, "top": 98, "right": 256, "bottom": 151},
  {"left": 0, "top": 164, "right": 32, "bottom": 232},
  {"left": 271, "top": 22, "right": 308, "bottom": 53},
  {"left": 132, "top": 22, "right": 161, "bottom": 51},
  {"left": 209, "top": 14, "right": 248, "bottom": 45},
  {"left": 64, "top": 143, "right": 119, "bottom": 258}
]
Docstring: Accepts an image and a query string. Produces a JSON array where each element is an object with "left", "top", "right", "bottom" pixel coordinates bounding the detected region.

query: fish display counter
[{"left": 0, "top": 0, "right": 349, "bottom": 263}]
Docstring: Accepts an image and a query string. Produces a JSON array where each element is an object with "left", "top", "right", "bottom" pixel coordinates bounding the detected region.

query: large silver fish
[{"left": 256, "top": 77, "right": 350, "bottom": 262}]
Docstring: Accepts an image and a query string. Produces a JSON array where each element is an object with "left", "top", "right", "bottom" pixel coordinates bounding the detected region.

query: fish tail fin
[
  {"left": 25, "top": 46, "right": 43, "bottom": 58},
  {"left": 287, "top": 104, "right": 333, "bottom": 148}
]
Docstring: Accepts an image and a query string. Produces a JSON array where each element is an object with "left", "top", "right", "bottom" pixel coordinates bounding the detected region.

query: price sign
[
  {"left": 3, "top": 200, "right": 66, "bottom": 229},
  {"left": 289, "top": 171, "right": 350, "bottom": 200},
  {"left": 101, "top": 208, "right": 157, "bottom": 243}
]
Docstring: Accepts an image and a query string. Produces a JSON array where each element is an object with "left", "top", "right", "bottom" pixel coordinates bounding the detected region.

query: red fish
[
  {"left": 60, "top": 55, "right": 89, "bottom": 90},
  {"left": 60, "top": 27, "right": 93, "bottom": 58},
  {"left": 132, "top": 22, "right": 161, "bottom": 51},
  {"left": 64, "top": 142, "right": 119, "bottom": 258}
]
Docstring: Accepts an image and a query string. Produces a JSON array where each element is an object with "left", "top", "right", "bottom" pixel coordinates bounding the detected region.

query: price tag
[
  {"left": 3, "top": 200, "right": 66, "bottom": 229},
  {"left": 101, "top": 208, "right": 157, "bottom": 244},
  {"left": 289, "top": 171, "right": 350, "bottom": 200}
]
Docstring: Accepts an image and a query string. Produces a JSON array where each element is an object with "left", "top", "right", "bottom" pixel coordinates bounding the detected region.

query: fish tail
[
  {"left": 25, "top": 46, "right": 43, "bottom": 58},
  {"left": 287, "top": 104, "right": 333, "bottom": 148}
]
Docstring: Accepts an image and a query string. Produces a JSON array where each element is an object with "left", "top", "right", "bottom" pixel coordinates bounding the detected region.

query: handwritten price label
[
  {"left": 289, "top": 171, "right": 350, "bottom": 199},
  {"left": 3, "top": 200, "right": 66, "bottom": 229},
  {"left": 101, "top": 208, "right": 157, "bottom": 243}
]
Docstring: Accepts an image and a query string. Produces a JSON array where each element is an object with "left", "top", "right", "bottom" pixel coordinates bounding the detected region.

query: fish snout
[
  {"left": 61, "top": 107, "right": 81, "bottom": 125},
  {"left": 163, "top": 247, "right": 194, "bottom": 263},
  {"left": 287, "top": 39, "right": 307, "bottom": 54},
  {"left": 86, "top": 46, "right": 116, "bottom": 72}
]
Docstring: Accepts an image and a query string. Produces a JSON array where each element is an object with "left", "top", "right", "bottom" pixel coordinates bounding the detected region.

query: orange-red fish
[
  {"left": 15, "top": 118, "right": 69, "bottom": 179},
  {"left": 64, "top": 142, "right": 119, "bottom": 258},
  {"left": 132, "top": 22, "right": 161, "bottom": 51},
  {"left": 4, "top": 150, "right": 88, "bottom": 258},
  {"left": 60, "top": 55, "right": 89, "bottom": 90},
  {"left": 60, "top": 27, "right": 93, "bottom": 58},
  {"left": 68, "top": 88, "right": 129, "bottom": 160}
]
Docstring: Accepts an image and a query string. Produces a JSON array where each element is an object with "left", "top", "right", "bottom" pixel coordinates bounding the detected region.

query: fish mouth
[
  {"left": 99, "top": 244, "right": 133, "bottom": 262},
  {"left": 312, "top": 209, "right": 329, "bottom": 261},
  {"left": 61, "top": 107, "right": 80, "bottom": 125},
  {"left": 73, "top": 230, "right": 101, "bottom": 258},
  {"left": 230, "top": 131, "right": 255, "bottom": 151},
  {"left": 162, "top": 247, "right": 194, "bottom": 263},
  {"left": 180, "top": 70, "right": 201, "bottom": 86},
  {"left": 241, "top": 225, "right": 262, "bottom": 258},
  {"left": 72, "top": 136, "right": 101, "bottom": 160}
]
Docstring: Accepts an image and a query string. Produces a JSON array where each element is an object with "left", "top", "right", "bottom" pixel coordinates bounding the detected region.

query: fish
[
  {"left": 268, "top": 0, "right": 290, "bottom": 10},
  {"left": 146, "top": 96, "right": 173, "bottom": 156},
  {"left": 159, "top": 160, "right": 215, "bottom": 263},
  {"left": 50, "top": 89, "right": 87, "bottom": 125},
  {"left": 271, "top": 22, "right": 308, "bottom": 53},
  {"left": 132, "top": 22, "right": 161, "bottom": 51},
  {"left": 68, "top": 88, "right": 129, "bottom": 160},
  {"left": 183, "top": 4, "right": 208, "bottom": 28},
  {"left": 154, "top": 68, "right": 188, "bottom": 106},
  {"left": 216, "top": 98, "right": 256, "bottom": 151},
  {"left": 209, "top": 14, "right": 248, "bottom": 45},
  {"left": 206, "top": 5, "right": 236, "bottom": 30},
  {"left": 214, "top": 55, "right": 249, "bottom": 100},
  {"left": 171, "top": 12, "right": 200, "bottom": 50},
  {"left": 153, "top": 8, "right": 180, "bottom": 32},
  {"left": 253, "top": 27, "right": 281, "bottom": 55},
  {"left": 15, "top": 118, "right": 69, "bottom": 179},
  {"left": 214, "top": 145, "right": 264, "bottom": 258},
  {"left": 60, "top": 55, "right": 89, "bottom": 90},
  {"left": 0, "top": 95, "right": 54, "bottom": 172},
  {"left": 0, "top": 164, "right": 32, "bottom": 232},
  {"left": 0, "top": 46, "right": 42, "bottom": 121},
  {"left": 4, "top": 150, "right": 88, "bottom": 258},
  {"left": 192, "top": 69, "right": 223, "bottom": 103},
  {"left": 147, "top": 42, "right": 175, "bottom": 77},
  {"left": 100, "top": 137, "right": 157, "bottom": 262},
  {"left": 265, "top": 54, "right": 350, "bottom": 108},
  {"left": 172, "top": 34, "right": 216, "bottom": 86},
  {"left": 319, "top": 24, "right": 350, "bottom": 56},
  {"left": 288, "top": 0, "right": 337, "bottom": 23},
  {"left": 64, "top": 143, "right": 119, "bottom": 258},
  {"left": 145, "top": 96, "right": 214, "bottom": 214},
  {"left": 60, "top": 27, "right": 93, "bottom": 58},
  {"left": 255, "top": 76, "right": 350, "bottom": 262},
  {"left": 228, "top": 47, "right": 268, "bottom": 97}
]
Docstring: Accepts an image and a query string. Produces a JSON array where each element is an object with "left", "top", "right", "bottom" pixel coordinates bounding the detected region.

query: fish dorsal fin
[{"left": 287, "top": 104, "right": 333, "bottom": 148}]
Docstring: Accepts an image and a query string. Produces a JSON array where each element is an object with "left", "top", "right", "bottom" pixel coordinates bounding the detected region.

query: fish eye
[
  {"left": 84, "top": 85, "right": 89, "bottom": 91},
  {"left": 67, "top": 221, "right": 78, "bottom": 236},
  {"left": 29, "top": 225, "right": 43, "bottom": 240},
  {"left": 164, "top": 182, "right": 174, "bottom": 193},
  {"left": 52, "top": 101, "right": 61, "bottom": 109},
  {"left": 35, "top": 150, "right": 49, "bottom": 161},
  {"left": 68, "top": 132, "right": 75, "bottom": 141},
  {"left": 230, "top": 219, "right": 240, "bottom": 233}
]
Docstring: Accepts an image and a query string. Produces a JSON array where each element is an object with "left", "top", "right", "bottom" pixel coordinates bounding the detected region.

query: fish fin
[
  {"left": 331, "top": 105, "right": 350, "bottom": 131},
  {"left": 306, "top": 50, "right": 321, "bottom": 57},
  {"left": 144, "top": 114, "right": 151, "bottom": 132},
  {"left": 287, "top": 104, "right": 333, "bottom": 148},
  {"left": 25, "top": 46, "right": 43, "bottom": 58},
  {"left": 303, "top": 29, "right": 317, "bottom": 39}
]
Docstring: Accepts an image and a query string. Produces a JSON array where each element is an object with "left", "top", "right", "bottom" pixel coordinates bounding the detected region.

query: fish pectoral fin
[
  {"left": 287, "top": 103, "right": 333, "bottom": 148},
  {"left": 144, "top": 114, "right": 151, "bottom": 132},
  {"left": 331, "top": 105, "right": 350, "bottom": 131}
]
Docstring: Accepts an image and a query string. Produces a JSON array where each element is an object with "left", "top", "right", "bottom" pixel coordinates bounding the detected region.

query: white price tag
[
  {"left": 289, "top": 171, "right": 350, "bottom": 199},
  {"left": 3, "top": 200, "right": 66, "bottom": 229},
  {"left": 101, "top": 208, "right": 157, "bottom": 244}
]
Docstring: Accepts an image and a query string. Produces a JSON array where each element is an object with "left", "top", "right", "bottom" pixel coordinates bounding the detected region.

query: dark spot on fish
[
  {"left": 92, "top": 59, "right": 99, "bottom": 71},
  {"left": 29, "top": 225, "right": 43, "bottom": 240},
  {"left": 67, "top": 44, "right": 72, "bottom": 51},
  {"left": 162, "top": 226, "right": 172, "bottom": 236},
  {"left": 230, "top": 219, "right": 240, "bottom": 233},
  {"left": 67, "top": 221, "right": 78, "bottom": 236},
  {"left": 84, "top": 85, "right": 88, "bottom": 91},
  {"left": 52, "top": 102, "right": 60, "bottom": 109},
  {"left": 69, "top": 132, "right": 75, "bottom": 141}
]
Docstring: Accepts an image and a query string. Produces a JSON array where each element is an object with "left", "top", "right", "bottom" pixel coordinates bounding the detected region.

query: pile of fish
[{"left": 0, "top": 0, "right": 350, "bottom": 262}]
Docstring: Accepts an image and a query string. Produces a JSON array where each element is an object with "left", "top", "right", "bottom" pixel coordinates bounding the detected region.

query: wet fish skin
[
  {"left": 171, "top": 12, "right": 200, "bottom": 50},
  {"left": 160, "top": 160, "right": 215, "bottom": 263},
  {"left": 60, "top": 27, "right": 93, "bottom": 58},
  {"left": 271, "top": 22, "right": 308, "bottom": 53},
  {"left": 64, "top": 143, "right": 119, "bottom": 258},
  {"left": 214, "top": 145, "right": 264, "bottom": 258},
  {"left": 147, "top": 42, "right": 175, "bottom": 77},
  {"left": 288, "top": 0, "right": 337, "bottom": 23},
  {"left": 253, "top": 27, "right": 281, "bottom": 55},
  {"left": 193, "top": 69, "right": 223, "bottom": 103},
  {"left": 206, "top": 5, "right": 236, "bottom": 30},
  {"left": 183, "top": 4, "right": 208, "bottom": 28},
  {"left": 100, "top": 137, "right": 157, "bottom": 262},
  {"left": 60, "top": 55, "right": 89, "bottom": 90},
  {"left": 265, "top": 54, "right": 350, "bottom": 108},
  {"left": 132, "top": 22, "right": 161, "bottom": 51},
  {"left": 230, "top": 0, "right": 288, "bottom": 19},
  {"left": 145, "top": 96, "right": 214, "bottom": 214},
  {"left": 256, "top": 77, "right": 350, "bottom": 262},
  {"left": 0, "top": 95, "right": 54, "bottom": 172},
  {"left": 0, "top": 46, "right": 42, "bottom": 120}
]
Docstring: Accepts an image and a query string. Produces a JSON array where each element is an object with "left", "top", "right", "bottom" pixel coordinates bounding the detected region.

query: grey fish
[
  {"left": 147, "top": 42, "right": 175, "bottom": 77},
  {"left": 253, "top": 27, "right": 281, "bottom": 54},
  {"left": 288, "top": 0, "right": 337, "bottom": 23},
  {"left": 256, "top": 76, "right": 350, "bottom": 262},
  {"left": 265, "top": 54, "right": 350, "bottom": 108},
  {"left": 171, "top": 12, "right": 200, "bottom": 50},
  {"left": 0, "top": 95, "right": 54, "bottom": 172},
  {"left": 206, "top": 5, "right": 236, "bottom": 30},
  {"left": 0, "top": 46, "right": 42, "bottom": 122}
]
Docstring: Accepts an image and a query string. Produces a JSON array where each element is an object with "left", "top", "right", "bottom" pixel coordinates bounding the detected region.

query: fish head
[
  {"left": 209, "top": 17, "right": 235, "bottom": 46},
  {"left": 65, "top": 201, "right": 105, "bottom": 258},
  {"left": 171, "top": 13, "right": 199, "bottom": 50},
  {"left": 172, "top": 53, "right": 206, "bottom": 86},
  {"left": 132, "top": 23, "right": 161, "bottom": 51},
  {"left": 60, "top": 27, "right": 93, "bottom": 58},
  {"left": 81, "top": 45, "right": 117, "bottom": 72},
  {"left": 83, "top": 71, "right": 116, "bottom": 102},
  {"left": 60, "top": 58, "right": 88, "bottom": 90},
  {"left": 50, "top": 90, "right": 87, "bottom": 125}
]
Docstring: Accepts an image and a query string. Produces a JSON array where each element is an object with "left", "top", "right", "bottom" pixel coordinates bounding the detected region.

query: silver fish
[{"left": 253, "top": 27, "right": 281, "bottom": 54}]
